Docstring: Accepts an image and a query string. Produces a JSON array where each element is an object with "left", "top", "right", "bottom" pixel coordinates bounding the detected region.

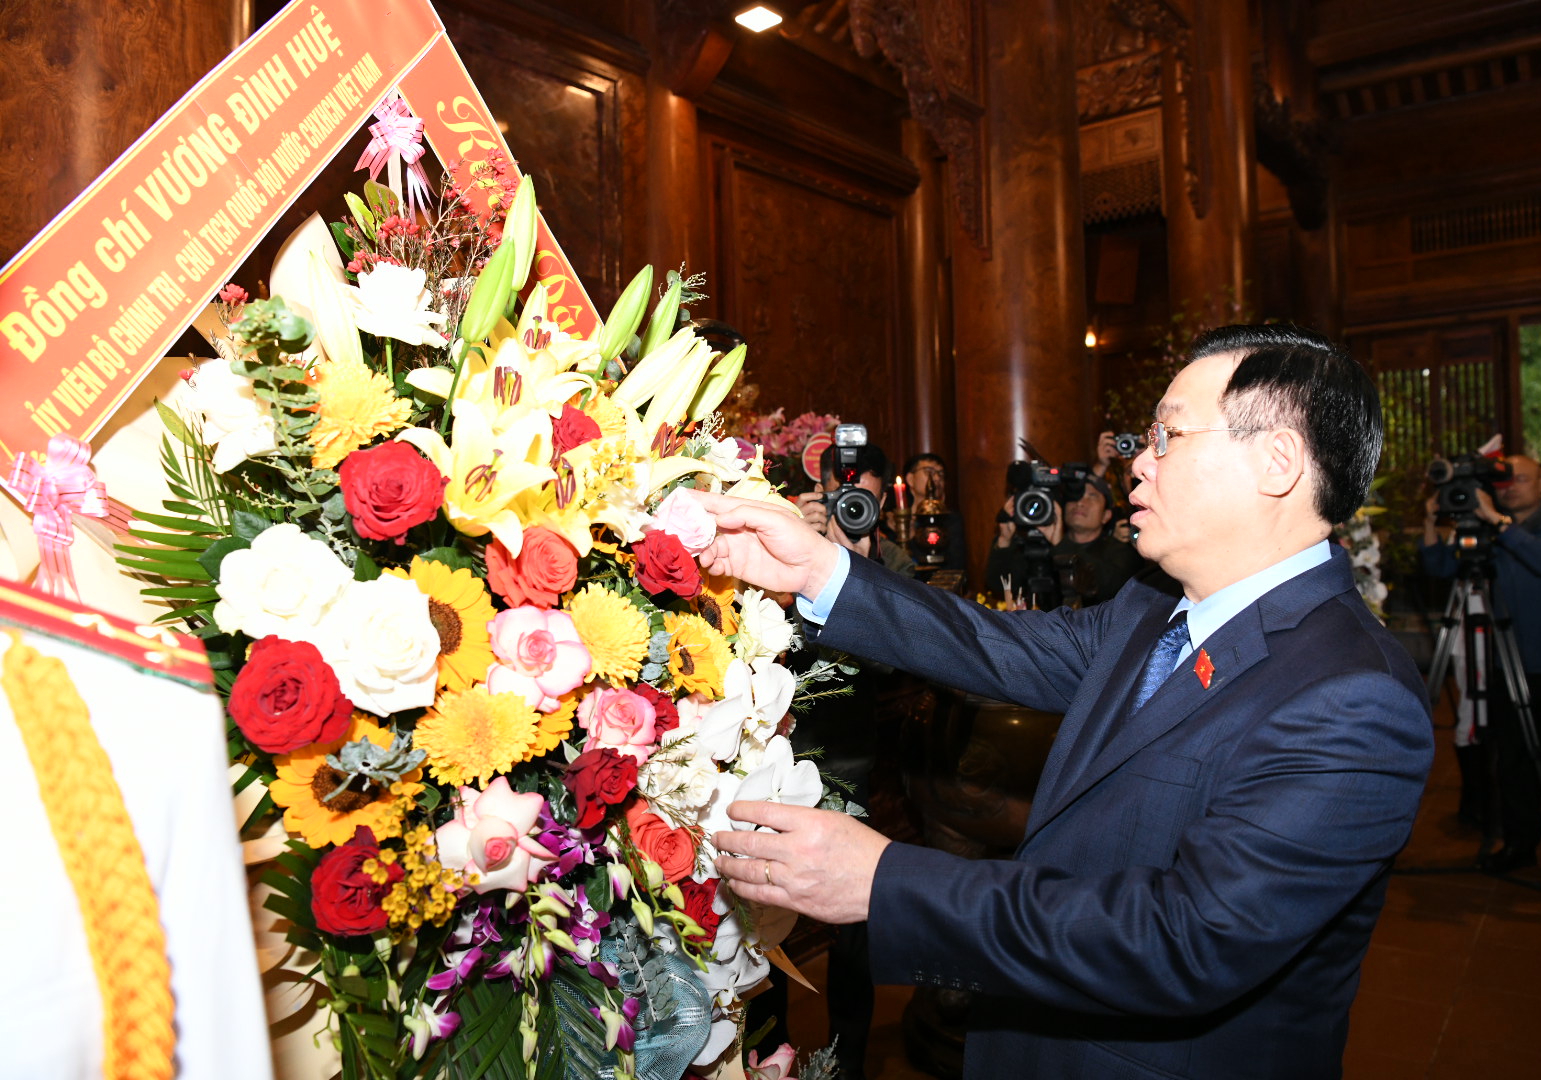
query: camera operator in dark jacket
[
  {"left": 986, "top": 473, "right": 1142, "bottom": 609},
  {"left": 1421, "top": 454, "right": 1541, "bottom": 874}
]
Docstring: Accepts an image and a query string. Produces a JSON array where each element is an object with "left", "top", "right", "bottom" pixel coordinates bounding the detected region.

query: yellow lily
[{"left": 397, "top": 400, "right": 554, "bottom": 554}]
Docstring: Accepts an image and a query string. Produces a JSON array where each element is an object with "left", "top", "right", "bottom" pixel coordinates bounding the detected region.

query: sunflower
[
  {"left": 307, "top": 354, "right": 414, "bottom": 468},
  {"left": 664, "top": 611, "right": 732, "bottom": 698},
  {"left": 270, "top": 713, "right": 423, "bottom": 848},
  {"left": 693, "top": 571, "right": 740, "bottom": 636},
  {"left": 415, "top": 685, "right": 543, "bottom": 786},
  {"left": 385, "top": 556, "right": 496, "bottom": 690},
  {"left": 534, "top": 691, "right": 578, "bottom": 756},
  {"left": 568, "top": 583, "right": 650, "bottom": 684}
]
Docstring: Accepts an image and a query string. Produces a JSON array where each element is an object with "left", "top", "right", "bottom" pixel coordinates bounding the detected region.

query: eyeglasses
[{"left": 1144, "top": 421, "right": 1259, "bottom": 458}]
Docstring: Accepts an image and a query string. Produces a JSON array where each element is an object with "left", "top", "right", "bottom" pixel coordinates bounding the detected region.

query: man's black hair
[
  {"left": 902, "top": 452, "right": 945, "bottom": 476},
  {"left": 1189, "top": 324, "right": 1382, "bottom": 525},
  {"left": 821, "top": 442, "right": 891, "bottom": 485}
]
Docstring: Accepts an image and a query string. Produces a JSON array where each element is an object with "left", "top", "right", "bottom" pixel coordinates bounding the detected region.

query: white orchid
[
  {"left": 734, "top": 589, "right": 798, "bottom": 668},
  {"left": 345, "top": 263, "right": 449, "bottom": 347},
  {"left": 732, "top": 735, "right": 822, "bottom": 818},
  {"left": 709, "top": 659, "right": 795, "bottom": 752},
  {"left": 181, "top": 358, "right": 279, "bottom": 473}
]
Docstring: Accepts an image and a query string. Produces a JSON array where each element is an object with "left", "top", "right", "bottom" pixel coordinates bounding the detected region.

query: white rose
[
  {"left": 184, "top": 358, "right": 280, "bottom": 473},
  {"left": 319, "top": 575, "right": 440, "bottom": 715},
  {"left": 212, "top": 523, "right": 352, "bottom": 643},
  {"left": 734, "top": 588, "right": 796, "bottom": 667}
]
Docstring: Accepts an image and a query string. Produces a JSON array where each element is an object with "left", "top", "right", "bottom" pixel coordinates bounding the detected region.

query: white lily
[{"left": 396, "top": 400, "right": 554, "bottom": 553}]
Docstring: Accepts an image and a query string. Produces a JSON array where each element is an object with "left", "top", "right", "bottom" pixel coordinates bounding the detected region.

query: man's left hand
[{"left": 713, "top": 801, "right": 891, "bottom": 924}]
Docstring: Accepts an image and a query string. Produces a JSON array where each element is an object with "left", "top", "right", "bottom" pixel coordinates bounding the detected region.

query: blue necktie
[{"left": 1131, "top": 611, "right": 1190, "bottom": 711}]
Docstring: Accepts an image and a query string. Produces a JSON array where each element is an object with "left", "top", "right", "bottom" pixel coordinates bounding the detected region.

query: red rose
[
  {"left": 486, "top": 527, "right": 579, "bottom": 609},
  {"left": 229, "top": 636, "right": 353, "bottom": 753},
  {"left": 563, "top": 748, "right": 639, "bottom": 830},
  {"left": 632, "top": 531, "right": 700, "bottom": 599},
  {"left": 339, "top": 441, "right": 447, "bottom": 543},
  {"left": 310, "top": 826, "right": 403, "bottom": 936},
  {"left": 677, "top": 877, "right": 722, "bottom": 948},
  {"left": 552, "top": 403, "right": 601, "bottom": 458},
  {"left": 624, "top": 801, "right": 697, "bottom": 883},
  {"left": 634, "top": 682, "right": 679, "bottom": 734}
]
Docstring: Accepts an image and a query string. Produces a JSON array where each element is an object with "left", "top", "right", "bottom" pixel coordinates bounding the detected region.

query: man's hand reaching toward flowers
[
  {"left": 712, "top": 801, "right": 891, "bottom": 924},
  {"left": 684, "top": 490, "right": 842, "bottom": 599}
]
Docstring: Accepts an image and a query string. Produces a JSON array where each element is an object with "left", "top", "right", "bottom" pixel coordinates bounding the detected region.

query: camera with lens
[
  {"left": 1004, "top": 459, "right": 1091, "bottom": 530},
  {"left": 823, "top": 423, "right": 882, "bottom": 538},
  {"left": 1427, "top": 453, "right": 1512, "bottom": 520},
  {"left": 1113, "top": 432, "right": 1144, "bottom": 459}
]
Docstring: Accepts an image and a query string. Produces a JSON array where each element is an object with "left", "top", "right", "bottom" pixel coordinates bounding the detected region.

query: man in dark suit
[{"left": 692, "top": 325, "right": 1433, "bottom": 1079}]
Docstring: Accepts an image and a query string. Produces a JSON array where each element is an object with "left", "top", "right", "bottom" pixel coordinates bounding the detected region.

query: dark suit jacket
[{"left": 810, "top": 547, "right": 1432, "bottom": 1079}]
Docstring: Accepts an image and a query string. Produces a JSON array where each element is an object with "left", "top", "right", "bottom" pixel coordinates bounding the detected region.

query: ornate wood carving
[
  {"left": 1253, "top": 65, "right": 1330, "bottom": 230},
  {"left": 1074, "top": 0, "right": 1150, "bottom": 68},
  {"left": 848, "top": 0, "right": 988, "bottom": 250},
  {"left": 1110, "top": 0, "right": 1208, "bottom": 218},
  {"left": 1077, "top": 49, "right": 1162, "bottom": 122},
  {"left": 652, "top": 0, "right": 735, "bottom": 99},
  {"left": 715, "top": 146, "right": 903, "bottom": 452}
]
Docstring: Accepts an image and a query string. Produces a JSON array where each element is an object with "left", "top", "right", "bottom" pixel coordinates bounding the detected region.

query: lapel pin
[{"left": 1194, "top": 648, "right": 1214, "bottom": 690}]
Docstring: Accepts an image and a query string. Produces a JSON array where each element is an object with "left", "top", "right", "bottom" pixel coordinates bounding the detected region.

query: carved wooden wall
[{"left": 708, "top": 139, "right": 906, "bottom": 459}]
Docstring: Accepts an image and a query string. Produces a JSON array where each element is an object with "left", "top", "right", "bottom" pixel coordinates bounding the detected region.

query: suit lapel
[{"left": 1028, "top": 603, "right": 1172, "bottom": 821}]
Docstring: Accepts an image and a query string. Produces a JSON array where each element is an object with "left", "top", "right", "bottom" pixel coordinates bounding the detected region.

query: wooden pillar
[
  {"left": 0, "top": 0, "right": 246, "bottom": 264},
  {"left": 901, "top": 119, "right": 954, "bottom": 468},
  {"left": 951, "top": 0, "right": 1089, "bottom": 594},
  {"left": 643, "top": 70, "right": 710, "bottom": 280},
  {"left": 1162, "top": 0, "right": 1256, "bottom": 321}
]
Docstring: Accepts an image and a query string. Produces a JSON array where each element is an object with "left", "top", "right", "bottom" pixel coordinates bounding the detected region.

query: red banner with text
[{"left": 0, "top": 0, "right": 597, "bottom": 463}]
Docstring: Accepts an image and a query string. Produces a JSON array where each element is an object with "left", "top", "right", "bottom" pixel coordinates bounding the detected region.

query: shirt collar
[{"left": 1171, "top": 540, "right": 1333, "bottom": 652}]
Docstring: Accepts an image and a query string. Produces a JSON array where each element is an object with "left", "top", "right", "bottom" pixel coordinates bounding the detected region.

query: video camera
[
  {"left": 1004, "top": 459, "right": 1092, "bottom": 530},
  {"left": 823, "top": 424, "right": 882, "bottom": 538},
  {"left": 1427, "top": 453, "right": 1512, "bottom": 519}
]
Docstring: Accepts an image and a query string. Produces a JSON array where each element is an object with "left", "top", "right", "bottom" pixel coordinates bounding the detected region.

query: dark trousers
[{"left": 1490, "top": 672, "right": 1541, "bottom": 852}]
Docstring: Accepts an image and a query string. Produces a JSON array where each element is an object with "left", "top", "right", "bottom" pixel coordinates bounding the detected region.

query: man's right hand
[
  {"left": 687, "top": 490, "right": 843, "bottom": 598},
  {"left": 996, "top": 496, "right": 1017, "bottom": 548}
]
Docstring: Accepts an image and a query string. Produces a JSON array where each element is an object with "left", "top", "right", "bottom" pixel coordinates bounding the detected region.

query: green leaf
[
  {"left": 155, "top": 400, "right": 196, "bottom": 448},
  {"left": 365, "top": 179, "right": 401, "bottom": 220},
  {"left": 139, "top": 585, "right": 219, "bottom": 600},
  {"left": 126, "top": 527, "right": 213, "bottom": 550},
  {"left": 354, "top": 551, "right": 382, "bottom": 581},
  {"left": 132, "top": 510, "right": 221, "bottom": 536},
  {"left": 231, "top": 510, "right": 275, "bottom": 542},
  {"left": 197, "top": 535, "right": 251, "bottom": 580},
  {"left": 421, "top": 546, "right": 476, "bottom": 573}
]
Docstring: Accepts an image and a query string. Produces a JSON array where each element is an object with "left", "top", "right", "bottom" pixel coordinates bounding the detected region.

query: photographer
[
  {"left": 1421, "top": 454, "right": 1541, "bottom": 873},
  {"left": 986, "top": 472, "right": 1142, "bottom": 609},
  {"left": 799, "top": 442, "right": 916, "bottom": 578},
  {"left": 898, "top": 453, "right": 968, "bottom": 572}
]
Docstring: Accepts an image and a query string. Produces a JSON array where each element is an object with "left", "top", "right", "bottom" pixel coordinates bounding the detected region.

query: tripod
[{"left": 1427, "top": 564, "right": 1541, "bottom": 794}]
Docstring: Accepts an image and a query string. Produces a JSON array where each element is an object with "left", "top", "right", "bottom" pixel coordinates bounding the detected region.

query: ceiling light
[
  {"left": 1085, "top": 328, "right": 1099, "bottom": 348},
  {"left": 735, "top": 5, "right": 783, "bottom": 33}
]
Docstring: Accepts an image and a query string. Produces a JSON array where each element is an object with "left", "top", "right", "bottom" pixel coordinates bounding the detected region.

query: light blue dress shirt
[{"left": 798, "top": 540, "right": 1335, "bottom": 683}]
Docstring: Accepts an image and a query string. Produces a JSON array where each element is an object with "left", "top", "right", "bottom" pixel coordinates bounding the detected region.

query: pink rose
[
  {"left": 747, "top": 1044, "right": 798, "bottom": 1080},
  {"left": 434, "top": 777, "right": 556, "bottom": 894},
  {"left": 646, "top": 488, "right": 716, "bottom": 557},
  {"left": 578, "top": 687, "right": 658, "bottom": 764},
  {"left": 488, "top": 606, "right": 592, "bottom": 712}
]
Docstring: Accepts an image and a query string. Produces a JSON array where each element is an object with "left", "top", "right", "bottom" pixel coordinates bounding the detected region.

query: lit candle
[{"left": 892, "top": 476, "right": 907, "bottom": 510}]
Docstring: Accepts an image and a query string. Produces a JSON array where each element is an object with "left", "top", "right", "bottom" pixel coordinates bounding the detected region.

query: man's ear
[
  {"left": 1099, "top": 508, "right": 1112, "bottom": 526},
  {"left": 1258, "top": 428, "right": 1307, "bottom": 499}
]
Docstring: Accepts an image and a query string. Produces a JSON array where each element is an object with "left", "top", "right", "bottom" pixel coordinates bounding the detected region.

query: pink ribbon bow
[
  {"left": 3, "top": 435, "right": 135, "bottom": 599},
  {"left": 354, "top": 93, "right": 433, "bottom": 220}
]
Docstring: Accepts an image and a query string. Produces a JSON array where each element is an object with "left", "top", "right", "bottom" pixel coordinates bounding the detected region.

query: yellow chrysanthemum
[
  {"left": 385, "top": 556, "right": 496, "bottom": 690},
  {"left": 308, "top": 354, "right": 414, "bottom": 468},
  {"left": 583, "top": 392, "right": 629, "bottom": 441},
  {"left": 270, "top": 713, "right": 423, "bottom": 848},
  {"left": 665, "top": 611, "right": 732, "bottom": 699},
  {"left": 569, "top": 583, "right": 650, "bottom": 684},
  {"left": 416, "top": 686, "right": 542, "bottom": 786},
  {"left": 694, "top": 571, "right": 740, "bottom": 636}
]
